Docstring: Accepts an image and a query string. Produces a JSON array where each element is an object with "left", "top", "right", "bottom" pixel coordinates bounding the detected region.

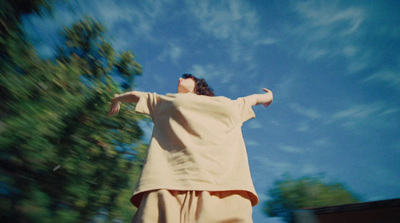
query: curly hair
[{"left": 182, "top": 74, "right": 215, "bottom": 96}]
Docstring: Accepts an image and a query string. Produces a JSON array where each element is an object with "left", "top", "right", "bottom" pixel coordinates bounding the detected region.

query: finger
[
  {"left": 263, "top": 101, "right": 272, "bottom": 107},
  {"left": 108, "top": 108, "right": 116, "bottom": 116}
]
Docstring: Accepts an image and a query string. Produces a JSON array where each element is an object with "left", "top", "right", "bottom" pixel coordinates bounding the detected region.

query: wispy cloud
[
  {"left": 295, "top": 1, "right": 364, "bottom": 36},
  {"left": 252, "top": 155, "right": 319, "bottom": 179},
  {"left": 288, "top": 102, "right": 322, "bottom": 120},
  {"left": 252, "top": 156, "right": 293, "bottom": 174},
  {"left": 93, "top": 0, "right": 171, "bottom": 45},
  {"left": 301, "top": 163, "right": 318, "bottom": 175},
  {"left": 327, "top": 101, "right": 399, "bottom": 130},
  {"left": 288, "top": 99, "right": 399, "bottom": 133},
  {"left": 278, "top": 144, "right": 304, "bottom": 154},
  {"left": 185, "top": 0, "right": 276, "bottom": 65},
  {"left": 346, "top": 49, "right": 373, "bottom": 73},
  {"left": 296, "top": 121, "right": 310, "bottom": 132},
  {"left": 158, "top": 43, "right": 184, "bottom": 64},
  {"left": 274, "top": 75, "right": 298, "bottom": 101},
  {"left": 191, "top": 64, "right": 218, "bottom": 80},
  {"left": 190, "top": 63, "right": 235, "bottom": 85},
  {"left": 331, "top": 104, "right": 379, "bottom": 120},
  {"left": 247, "top": 120, "right": 262, "bottom": 129},
  {"left": 288, "top": 1, "right": 366, "bottom": 64},
  {"left": 289, "top": 0, "right": 400, "bottom": 99},
  {"left": 246, "top": 140, "right": 260, "bottom": 147},
  {"left": 25, "top": 0, "right": 172, "bottom": 54},
  {"left": 255, "top": 37, "right": 277, "bottom": 45},
  {"left": 363, "top": 68, "right": 400, "bottom": 91},
  {"left": 312, "top": 137, "right": 330, "bottom": 147},
  {"left": 186, "top": 0, "right": 259, "bottom": 41}
]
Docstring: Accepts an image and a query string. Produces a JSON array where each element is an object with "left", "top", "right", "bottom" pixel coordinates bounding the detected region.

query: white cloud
[
  {"left": 312, "top": 137, "right": 330, "bottom": 147},
  {"left": 191, "top": 64, "right": 218, "bottom": 80},
  {"left": 86, "top": 0, "right": 173, "bottom": 45},
  {"left": 227, "top": 84, "right": 239, "bottom": 95},
  {"left": 253, "top": 156, "right": 293, "bottom": 174},
  {"left": 342, "top": 45, "right": 358, "bottom": 57},
  {"left": 247, "top": 120, "right": 262, "bottom": 129},
  {"left": 274, "top": 75, "right": 297, "bottom": 100},
  {"left": 295, "top": 1, "right": 363, "bottom": 36},
  {"left": 289, "top": 0, "right": 366, "bottom": 64},
  {"left": 289, "top": 0, "right": 400, "bottom": 97},
  {"left": 301, "top": 163, "right": 318, "bottom": 175},
  {"left": 288, "top": 103, "right": 322, "bottom": 120},
  {"left": 332, "top": 105, "right": 375, "bottom": 119},
  {"left": 185, "top": 0, "right": 275, "bottom": 64},
  {"left": 296, "top": 121, "right": 310, "bottom": 132},
  {"left": 299, "top": 48, "right": 328, "bottom": 61},
  {"left": 170, "top": 46, "right": 183, "bottom": 62},
  {"left": 346, "top": 49, "right": 373, "bottom": 73},
  {"left": 246, "top": 140, "right": 260, "bottom": 147},
  {"left": 255, "top": 37, "right": 277, "bottom": 45},
  {"left": 25, "top": 0, "right": 171, "bottom": 53},
  {"left": 363, "top": 68, "right": 400, "bottom": 91},
  {"left": 92, "top": 0, "right": 130, "bottom": 25},
  {"left": 278, "top": 144, "right": 304, "bottom": 154},
  {"left": 284, "top": 100, "right": 396, "bottom": 133},
  {"left": 379, "top": 108, "right": 400, "bottom": 116},
  {"left": 187, "top": 0, "right": 259, "bottom": 40},
  {"left": 326, "top": 101, "right": 398, "bottom": 130},
  {"left": 158, "top": 43, "right": 184, "bottom": 64},
  {"left": 190, "top": 63, "right": 234, "bottom": 84}
]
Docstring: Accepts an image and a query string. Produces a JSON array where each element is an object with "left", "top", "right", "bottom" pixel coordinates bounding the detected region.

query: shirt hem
[{"left": 130, "top": 186, "right": 259, "bottom": 208}]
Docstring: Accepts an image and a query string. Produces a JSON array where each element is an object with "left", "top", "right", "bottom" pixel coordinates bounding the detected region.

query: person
[{"left": 108, "top": 74, "right": 273, "bottom": 223}]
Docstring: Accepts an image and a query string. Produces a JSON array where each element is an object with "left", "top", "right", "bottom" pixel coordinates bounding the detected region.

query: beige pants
[{"left": 132, "top": 189, "right": 253, "bottom": 223}]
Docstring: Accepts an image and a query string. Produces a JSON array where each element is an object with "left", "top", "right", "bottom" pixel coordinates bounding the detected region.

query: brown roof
[{"left": 305, "top": 198, "right": 400, "bottom": 214}]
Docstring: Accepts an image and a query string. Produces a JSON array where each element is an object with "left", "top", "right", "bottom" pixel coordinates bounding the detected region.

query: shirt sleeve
[
  {"left": 135, "top": 92, "right": 159, "bottom": 118},
  {"left": 235, "top": 97, "right": 256, "bottom": 123}
]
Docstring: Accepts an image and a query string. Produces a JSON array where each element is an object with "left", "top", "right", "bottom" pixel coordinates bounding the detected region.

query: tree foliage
[
  {"left": 264, "top": 175, "right": 360, "bottom": 223},
  {"left": 1, "top": 1, "right": 147, "bottom": 222}
]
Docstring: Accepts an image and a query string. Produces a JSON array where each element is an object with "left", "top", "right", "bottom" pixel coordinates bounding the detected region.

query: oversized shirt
[{"left": 130, "top": 92, "right": 259, "bottom": 207}]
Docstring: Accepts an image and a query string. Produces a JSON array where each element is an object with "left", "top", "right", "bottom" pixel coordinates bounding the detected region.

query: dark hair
[{"left": 182, "top": 74, "right": 214, "bottom": 96}]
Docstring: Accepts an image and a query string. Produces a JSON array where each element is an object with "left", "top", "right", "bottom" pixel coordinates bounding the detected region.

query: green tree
[
  {"left": 264, "top": 175, "right": 360, "bottom": 223},
  {"left": 0, "top": 1, "right": 62, "bottom": 222},
  {"left": 0, "top": 0, "right": 62, "bottom": 111},
  {"left": 1, "top": 2, "right": 147, "bottom": 222},
  {"left": 109, "top": 143, "right": 148, "bottom": 222}
]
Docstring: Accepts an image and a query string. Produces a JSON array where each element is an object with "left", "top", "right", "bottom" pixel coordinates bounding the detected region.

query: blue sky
[{"left": 23, "top": 0, "right": 400, "bottom": 222}]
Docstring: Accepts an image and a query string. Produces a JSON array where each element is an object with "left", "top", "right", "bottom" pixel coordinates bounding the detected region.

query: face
[{"left": 177, "top": 77, "right": 196, "bottom": 93}]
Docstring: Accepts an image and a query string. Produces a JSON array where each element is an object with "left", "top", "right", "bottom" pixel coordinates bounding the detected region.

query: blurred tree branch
[
  {"left": 264, "top": 175, "right": 361, "bottom": 223},
  {"left": 0, "top": 1, "right": 147, "bottom": 222}
]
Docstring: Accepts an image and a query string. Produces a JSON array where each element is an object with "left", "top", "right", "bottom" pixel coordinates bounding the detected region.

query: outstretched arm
[
  {"left": 244, "top": 88, "right": 273, "bottom": 107},
  {"left": 108, "top": 91, "right": 145, "bottom": 116}
]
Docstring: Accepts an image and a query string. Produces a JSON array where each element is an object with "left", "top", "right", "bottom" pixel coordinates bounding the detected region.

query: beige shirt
[{"left": 130, "top": 92, "right": 259, "bottom": 207}]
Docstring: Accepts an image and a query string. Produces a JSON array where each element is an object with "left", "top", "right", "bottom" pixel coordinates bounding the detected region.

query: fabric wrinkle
[
  {"left": 132, "top": 190, "right": 253, "bottom": 223},
  {"left": 131, "top": 92, "right": 258, "bottom": 222}
]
